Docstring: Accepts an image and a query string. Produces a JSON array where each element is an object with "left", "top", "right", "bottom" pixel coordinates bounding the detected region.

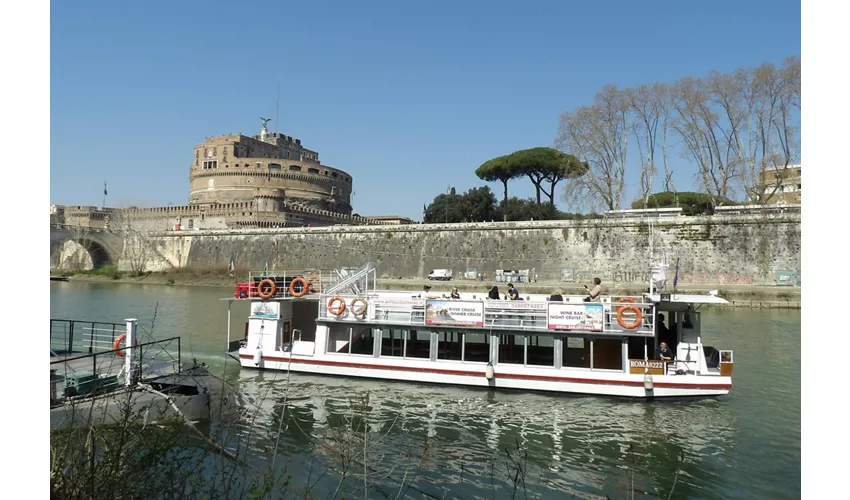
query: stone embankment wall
[{"left": 133, "top": 214, "right": 800, "bottom": 286}]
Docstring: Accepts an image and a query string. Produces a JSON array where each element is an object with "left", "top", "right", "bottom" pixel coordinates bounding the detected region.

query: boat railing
[
  {"left": 50, "top": 336, "right": 183, "bottom": 405},
  {"left": 323, "top": 262, "right": 377, "bottom": 297},
  {"left": 239, "top": 268, "right": 341, "bottom": 299},
  {"left": 317, "top": 294, "right": 656, "bottom": 336},
  {"left": 50, "top": 319, "right": 127, "bottom": 356}
]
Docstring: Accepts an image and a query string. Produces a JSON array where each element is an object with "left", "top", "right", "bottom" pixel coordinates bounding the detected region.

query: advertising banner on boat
[
  {"left": 250, "top": 301, "right": 280, "bottom": 320},
  {"left": 425, "top": 300, "right": 484, "bottom": 327},
  {"left": 547, "top": 303, "right": 604, "bottom": 331}
]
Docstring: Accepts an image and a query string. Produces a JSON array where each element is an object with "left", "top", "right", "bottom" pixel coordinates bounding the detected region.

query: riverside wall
[{"left": 133, "top": 214, "right": 800, "bottom": 286}]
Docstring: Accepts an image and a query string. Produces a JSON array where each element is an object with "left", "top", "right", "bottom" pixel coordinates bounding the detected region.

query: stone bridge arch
[{"left": 50, "top": 225, "right": 122, "bottom": 270}]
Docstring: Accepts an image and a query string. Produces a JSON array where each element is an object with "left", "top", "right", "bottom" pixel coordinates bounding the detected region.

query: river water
[{"left": 50, "top": 281, "right": 801, "bottom": 499}]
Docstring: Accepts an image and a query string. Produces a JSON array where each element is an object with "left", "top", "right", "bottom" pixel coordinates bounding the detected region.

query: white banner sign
[
  {"left": 547, "top": 303, "right": 604, "bottom": 331},
  {"left": 425, "top": 299, "right": 484, "bottom": 327}
]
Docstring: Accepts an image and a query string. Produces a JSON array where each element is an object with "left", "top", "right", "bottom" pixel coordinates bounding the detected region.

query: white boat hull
[{"left": 237, "top": 350, "right": 731, "bottom": 399}]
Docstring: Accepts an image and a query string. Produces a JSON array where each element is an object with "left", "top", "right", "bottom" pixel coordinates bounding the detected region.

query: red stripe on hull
[{"left": 239, "top": 354, "right": 732, "bottom": 390}]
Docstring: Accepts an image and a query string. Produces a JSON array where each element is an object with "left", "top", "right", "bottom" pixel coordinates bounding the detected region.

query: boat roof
[{"left": 221, "top": 290, "right": 730, "bottom": 306}]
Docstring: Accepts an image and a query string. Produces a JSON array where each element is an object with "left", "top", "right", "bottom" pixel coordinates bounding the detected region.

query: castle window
[
  {"left": 331, "top": 172, "right": 338, "bottom": 178},
  {"left": 289, "top": 165, "right": 302, "bottom": 172},
  {"left": 256, "top": 162, "right": 262, "bottom": 168},
  {"left": 308, "top": 167, "right": 320, "bottom": 174}
]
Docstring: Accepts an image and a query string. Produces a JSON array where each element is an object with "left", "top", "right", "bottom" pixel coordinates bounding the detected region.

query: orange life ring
[
  {"left": 327, "top": 296, "right": 346, "bottom": 316},
  {"left": 289, "top": 277, "right": 309, "bottom": 297},
  {"left": 616, "top": 297, "right": 636, "bottom": 313},
  {"left": 113, "top": 333, "right": 127, "bottom": 357},
  {"left": 351, "top": 297, "right": 368, "bottom": 316},
  {"left": 257, "top": 278, "right": 276, "bottom": 299},
  {"left": 617, "top": 304, "right": 643, "bottom": 329}
]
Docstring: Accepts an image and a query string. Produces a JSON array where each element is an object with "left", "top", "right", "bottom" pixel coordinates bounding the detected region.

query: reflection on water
[
  {"left": 51, "top": 282, "right": 801, "bottom": 499},
  {"left": 224, "top": 369, "right": 744, "bottom": 498}
]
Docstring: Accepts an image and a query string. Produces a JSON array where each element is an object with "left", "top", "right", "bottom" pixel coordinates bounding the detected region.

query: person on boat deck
[
  {"left": 656, "top": 341, "right": 675, "bottom": 361},
  {"left": 583, "top": 277, "right": 602, "bottom": 302},
  {"left": 450, "top": 287, "right": 461, "bottom": 299},
  {"left": 488, "top": 285, "right": 501, "bottom": 300},
  {"left": 422, "top": 285, "right": 439, "bottom": 299},
  {"left": 548, "top": 288, "right": 564, "bottom": 301},
  {"left": 507, "top": 283, "right": 520, "bottom": 300},
  {"left": 656, "top": 313, "right": 671, "bottom": 342}
]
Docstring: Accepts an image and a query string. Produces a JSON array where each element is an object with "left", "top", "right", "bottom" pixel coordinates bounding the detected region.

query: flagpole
[{"left": 103, "top": 181, "right": 107, "bottom": 210}]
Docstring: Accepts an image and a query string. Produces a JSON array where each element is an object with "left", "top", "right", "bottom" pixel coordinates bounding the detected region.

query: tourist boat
[{"left": 223, "top": 262, "right": 735, "bottom": 399}]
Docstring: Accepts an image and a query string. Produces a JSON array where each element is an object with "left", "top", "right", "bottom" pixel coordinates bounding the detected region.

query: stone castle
[{"left": 51, "top": 119, "right": 412, "bottom": 230}]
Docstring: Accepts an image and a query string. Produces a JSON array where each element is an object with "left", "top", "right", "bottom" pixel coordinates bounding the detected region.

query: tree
[
  {"left": 628, "top": 83, "right": 669, "bottom": 208},
  {"left": 475, "top": 156, "right": 518, "bottom": 222},
  {"left": 497, "top": 197, "right": 560, "bottom": 221},
  {"left": 633, "top": 191, "right": 737, "bottom": 216},
  {"left": 556, "top": 85, "right": 632, "bottom": 212},
  {"left": 423, "top": 186, "right": 497, "bottom": 223}
]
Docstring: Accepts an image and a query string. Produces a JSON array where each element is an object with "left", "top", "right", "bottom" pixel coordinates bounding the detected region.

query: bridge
[{"left": 50, "top": 224, "right": 124, "bottom": 269}]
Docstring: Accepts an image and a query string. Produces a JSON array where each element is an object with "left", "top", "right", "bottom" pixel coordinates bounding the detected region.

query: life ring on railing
[
  {"left": 289, "top": 277, "right": 309, "bottom": 297},
  {"left": 616, "top": 297, "right": 636, "bottom": 313},
  {"left": 351, "top": 297, "right": 368, "bottom": 317},
  {"left": 328, "top": 296, "right": 346, "bottom": 316},
  {"left": 113, "top": 334, "right": 127, "bottom": 357},
  {"left": 257, "top": 279, "right": 276, "bottom": 299},
  {"left": 617, "top": 303, "right": 643, "bottom": 329}
]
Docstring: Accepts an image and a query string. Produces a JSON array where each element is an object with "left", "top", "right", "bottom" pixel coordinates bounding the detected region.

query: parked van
[{"left": 428, "top": 269, "right": 453, "bottom": 281}]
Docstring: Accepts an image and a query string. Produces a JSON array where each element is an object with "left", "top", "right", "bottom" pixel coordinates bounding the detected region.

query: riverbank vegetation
[{"left": 51, "top": 364, "right": 687, "bottom": 499}]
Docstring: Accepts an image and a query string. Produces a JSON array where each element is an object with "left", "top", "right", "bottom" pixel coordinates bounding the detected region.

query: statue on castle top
[{"left": 260, "top": 117, "right": 272, "bottom": 132}]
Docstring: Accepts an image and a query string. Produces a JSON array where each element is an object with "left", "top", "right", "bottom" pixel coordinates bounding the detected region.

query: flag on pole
[
  {"left": 228, "top": 256, "right": 235, "bottom": 276},
  {"left": 104, "top": 182, "right": 108, "bottom": 196},
  {"left": 262, "top": 262, "right": 269, "bottom": 277},
  {"left": 673, "top": 257, "right": 680, "bottom": 289}
]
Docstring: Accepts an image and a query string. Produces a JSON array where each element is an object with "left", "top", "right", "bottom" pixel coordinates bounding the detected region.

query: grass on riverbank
[{"left": 51, "top": 267, "right": 800, "bottom": 307}]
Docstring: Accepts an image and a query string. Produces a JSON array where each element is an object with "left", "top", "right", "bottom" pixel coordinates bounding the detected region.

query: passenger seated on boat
[
  {"left": 421, "top": 285, "right": 439, "bottom": 299},
  {"left": 507, "top": 283, "right": 520, "bottom": 300},
  {"left": 488, "top": 286, "right": 502, "bottom": 300},
  {"left": 656, "top": 341, "right": 675, "bottom": 361},
  {"left": 548, "top": 288, "right": 564, "bottom": 301},
  {"left": 450, "top": 288, "right": 461, "bottom": 299}
]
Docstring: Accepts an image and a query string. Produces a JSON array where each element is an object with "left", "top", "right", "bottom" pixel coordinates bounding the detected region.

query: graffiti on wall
[
  {"left": 675, "top": 272, "right": 754, "bottom": 285},
  {"left": 560, "top": 267, "right": 762, "bottom": 285}
]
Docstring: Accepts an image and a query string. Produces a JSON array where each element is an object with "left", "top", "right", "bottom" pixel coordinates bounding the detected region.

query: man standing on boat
[{"left": 584, "top": 278, "right": 602, "bottom": 302}]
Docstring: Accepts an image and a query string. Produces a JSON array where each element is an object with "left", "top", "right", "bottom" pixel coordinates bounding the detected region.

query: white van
[{"left": 428, "top": 269, "right": 453, "bottom": 281}]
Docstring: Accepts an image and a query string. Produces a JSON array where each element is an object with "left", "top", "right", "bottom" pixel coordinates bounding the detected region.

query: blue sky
[{"left": 50, "top": 0, "right": 800, "bottom": 220}]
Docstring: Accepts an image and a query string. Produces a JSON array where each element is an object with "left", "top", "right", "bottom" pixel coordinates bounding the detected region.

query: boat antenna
[{"left": 275, "top": 84, "right": 280, "bottom": 135}]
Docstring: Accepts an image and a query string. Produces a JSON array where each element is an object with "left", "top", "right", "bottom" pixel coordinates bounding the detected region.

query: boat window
[
  {"left": 526, "top": 336, "right": 555, "bottom": 367},
  {"left": 463, "top": 333, "right": 490, "bottom": 363},
  {"left": 381, "top": 329, "right": 406, "bottom": 357},
  {"left": 562, "top": 337, "right": 588, "bottom": 368},
  {"left": 405, "top": 330, "right": 430, "bottom": 359},
  {"left": 437, "top": 332, "right": 462, "bottom": 361},
  {"left": 497, "top": 335, "right": 525, "bottom": 365},
  {"left": 350, "top": 328, "right": 375, "bottom": 356},
  {"left": 592, "top": 338, "right": 623, "bottom": 370},
  {"left": 327, "top": 325, "right": 351, "bottom": 354}
]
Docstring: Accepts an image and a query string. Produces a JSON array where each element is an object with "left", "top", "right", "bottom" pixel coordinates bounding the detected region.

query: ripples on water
[{"left": 51, "top": 283, "right": 801, "bottom": 499}]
